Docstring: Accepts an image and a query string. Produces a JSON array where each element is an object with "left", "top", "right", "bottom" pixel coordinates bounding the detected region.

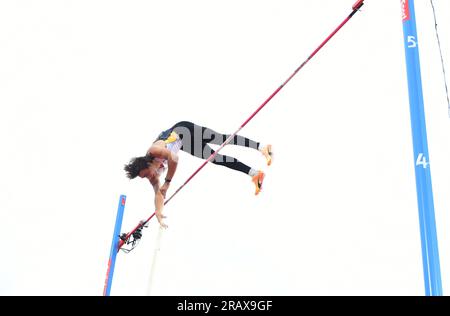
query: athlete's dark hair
[{"left": 124, "top": 155, "right": 154, "bottom": 179}]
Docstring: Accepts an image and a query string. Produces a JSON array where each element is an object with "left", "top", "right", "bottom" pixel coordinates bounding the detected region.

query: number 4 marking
[
  {"left": 407, "top": 35, "right": 417, "bottom": 48},
  {"left": 416, "top": 153, "right": 429, "bottom": 168}
]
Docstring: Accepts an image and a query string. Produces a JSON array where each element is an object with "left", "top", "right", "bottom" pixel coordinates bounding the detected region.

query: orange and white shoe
[
  {"left": 260, "top": 144, "right": 273, "bottom": 166},
  {"left": 251, "top": 171, "right": 265, "bottom": 196}
]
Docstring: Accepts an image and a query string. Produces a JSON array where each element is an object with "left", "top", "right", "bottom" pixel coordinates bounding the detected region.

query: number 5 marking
[{"left": 407, "top": 35, "right": 417, "bottom": 48}]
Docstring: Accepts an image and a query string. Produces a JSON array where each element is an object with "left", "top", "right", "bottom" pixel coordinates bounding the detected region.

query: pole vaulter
[
  {"left": 104, "top": 0, "right": 365, "bottom": 295},
  {"left": 118, "top": 0, "right": 364, "bottom": 250}
]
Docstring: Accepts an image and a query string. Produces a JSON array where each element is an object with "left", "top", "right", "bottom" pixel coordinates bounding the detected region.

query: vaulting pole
[{"left": 118, "top": 0, "right": 365, "bottom": 251}]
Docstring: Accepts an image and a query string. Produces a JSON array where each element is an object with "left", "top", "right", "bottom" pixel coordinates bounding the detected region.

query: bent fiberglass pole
[{"left": 118, "top": 0, "right": 365, "bottom": 250}]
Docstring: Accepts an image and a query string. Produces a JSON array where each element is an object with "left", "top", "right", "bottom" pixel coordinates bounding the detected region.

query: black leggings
[{"left": 167, "top": 121, "right": 260, "bottom": 175}]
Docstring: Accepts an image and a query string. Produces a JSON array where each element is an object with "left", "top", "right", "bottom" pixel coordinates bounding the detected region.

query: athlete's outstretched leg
[
  {"left": 171, "top": 121, "right": 267, "bottom": 195},
  {"left": 202, "top": 126, "right": 260, "bottom": 151},
  {"left": 202, "top": 144, "right": 251, "bottom": 174},
  {"left": 172, "top": 121, "right": 272, "bottom": 165},
  {"left": 203, "top": 144, "right": 265, "bottom": 196},
  {"left": 201, "top": 125, "right": 273, "bottom": 166},
  {"left": 171, "top": 121, "right": 256, "bottom": 174}
]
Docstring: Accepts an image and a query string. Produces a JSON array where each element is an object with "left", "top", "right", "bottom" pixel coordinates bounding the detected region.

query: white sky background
[{"left": 0, "top": 0, "right": 449, "bottom": 296}]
